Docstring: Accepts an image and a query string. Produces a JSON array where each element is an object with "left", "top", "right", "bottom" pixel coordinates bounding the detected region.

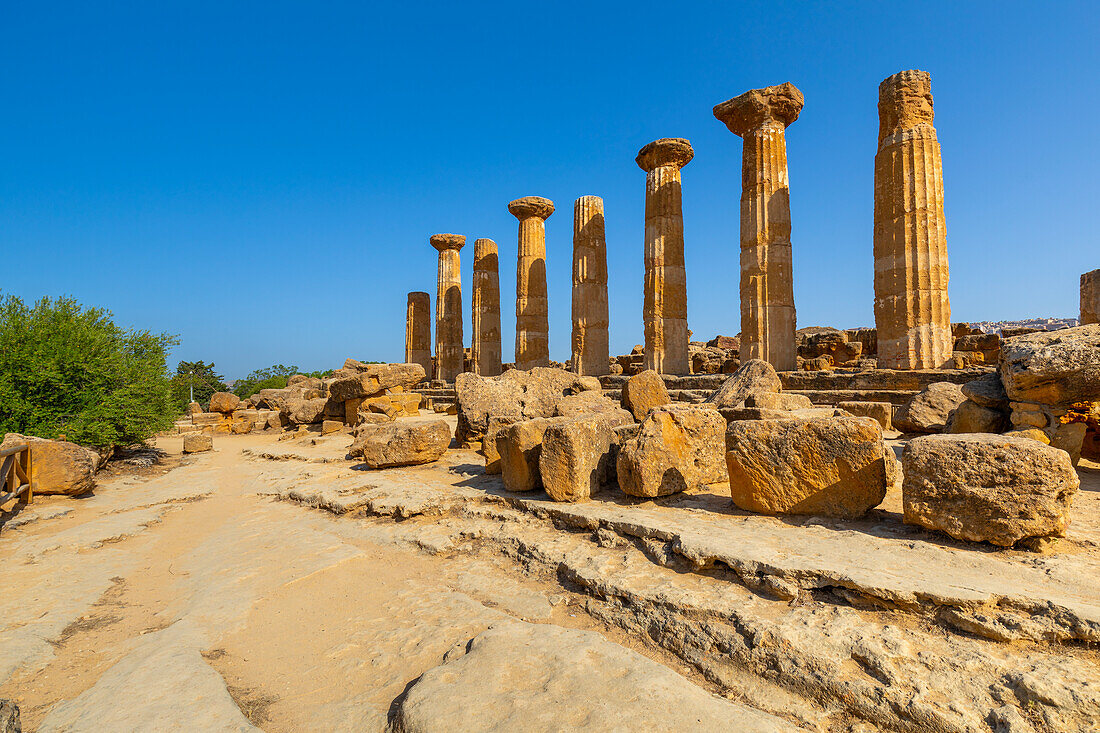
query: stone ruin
[{"left": 378, "top": 67, "right": 1097, "bottom": 552}]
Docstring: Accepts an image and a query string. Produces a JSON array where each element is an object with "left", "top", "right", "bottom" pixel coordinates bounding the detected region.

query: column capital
[
  {"left": 430, "top": 233, "right": 466, "bottom": 252},
  {"left": 713, "top": 82, "right": 803, "bottom": 137},
  {"left": 635, "top": 138, "right": 694, "bottom": 172},
  {"left": 878, "top": 70, "right": 934, "bottom": 143},
  {"left": 508, "top": 196, "right": 555, "bottom": 221}
]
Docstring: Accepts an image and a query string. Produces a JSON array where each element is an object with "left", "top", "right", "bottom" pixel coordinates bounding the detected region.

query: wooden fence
[{"left": 0, "top": 443, "right": 36, "bottom": 508}]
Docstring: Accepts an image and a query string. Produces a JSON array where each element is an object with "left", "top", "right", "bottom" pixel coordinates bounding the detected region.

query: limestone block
[
  {"left": 481, "top": 416, "right": 521, "bottom": 474},
  {"left": 616, "top": 404, "right": 726, "bottom": 498},
  {"left": 893, "top": 382, "right": 966, "bottom": 433},
  {"left": 705, "top": 359, "right": 781, "bottom": 409},
  {"left": 321, "top": 420, "right": 343, "bottom": 435},
  {"left": 539, "top": 415, "right": 621, "bottom": 502},
  {"left": 945, "top": 400, "right": 1008, "bottom": 434},
  {"left": 902, "top": 434, "right": 1079, "bottom": 546},
  {"left": 621, "top": 369, "right": 671, "bottom": 422},
  {"left": 999, "top": 324, "right": 1100, "bottom": 406},
  {"left": 961, "top": 373, "right": 1009, "bottom": 410},
  {"left": 191, "top": 412, "right": 226, "bottom": 426},
  {"left": 208, "top": 391, "right": 240, "bottom": 414},
  {"left": 837, "top": 401, "right": 893, "bottom": 430},
  {"left": 405, "top": 291, "right": 433, "bottom": 376},
  {"left": 744, "top": 392, "right": 813, "bottom": 410},
  {"left": 725, "top": 416, "right": 891, "bottom": 518},
  {"left": 497, "top": 417, "right": 571, "bottom": 492},
  {"left": 0, "top": 433, "right": 98, "bottom": 496},
  {"left": 348, "top": 420, "right": 451, "bottom": 469},
  {"left": 283, "top": 397, "right": 328, "bottom": 425},
  {"left": 182, "top": 434, "right": 213, "bottom": 453},
  {"left": 1081, "top": 269, "right": 1100, "bottom": 325}
]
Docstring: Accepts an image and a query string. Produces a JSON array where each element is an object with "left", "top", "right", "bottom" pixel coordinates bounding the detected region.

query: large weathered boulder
[
  {"left": 902, "top": 434, "right": 1079, "bottom": 546},
  {"left": 455, "top": 367, "right": 602, "bottom": 444},
  {"left": 182, "top": 434, "right": 212, "bottom": 453},
  {"left": 744, "top": 392, "right": 813, "bottom": 410},
  {"left": 348, "top": 420, "right": 451, "bottom": 468},
  {"left": 327, "top": 363, "right": 426, "bottom": 402},
  {"left": 0, "top": 433, "right": 98, "bottom": 496},
  {"left": 616, "top": 404, "right": 727, "bottom": 498},
  {"left": 496, "top": 417, "right": 570, "bottom": 492},
  {"left": 836, "top": 401, "right": 893, "bottom": 430},
  {"left": 961, "top": 372, "right": 1009, "bottom": 410},
  {"left": 945, "top": 400, "right": 1008, "bottom": 434},
  {"left": 705, "top": 359, "right": 781, "bottom": 409},
  {"left": 539, "top": 414, "right": 629, "bottom": 502},
  {"left": 620, "top": 369, "right": 671, "bottom": 422},
  {"left": 553, "top": 390, "right": 631, "bottom": 423},
  {"left": 283, "top": 397, "right": 328, "bottom": 425},
  {"left": 186, "top": 401, "right": 203, "bottom": 415},
  {"left": 893, "top": 382, "right": 966, "bottom": 433},
  {"left": 481, "top": 416, "right": 521, "bottom": 474},
  {"left": 725, "top": 416, "right": 892, "bottom": 518},
  {"left": 287, "top": 374, "right": 323, "bottom": 389},
  {"left": 390, "top": 621, "right": 796, "bottom": 733},
  {"left": 999, "top": 323, "right": 1100, "bottom": 406},
  {"left": 208, "top": 392, "right": 240, "bottom": 414}
]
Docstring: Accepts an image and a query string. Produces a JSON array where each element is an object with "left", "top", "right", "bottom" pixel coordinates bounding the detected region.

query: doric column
[
  {"left": 430, "top": 233, "right": 465, "bottom": 382},
  {"left": 873, "top": 70, "right": 952, "bottom": 369},
  {"left": 636, "top": 138, "right": 693, "bottom": 376},
  {"left": 405, "top": 291, "right": 432, "bottom": 376},
  {"left": 472, "top": 238, "right": 502, "bottom": 375},
  {"left": 1081, "top": 269, "right": 1100, "bottom": 325},
  {"left": 571, "top": 196, "right": 610, "bottom": 375},
  {"left": 508, "top": 196, "right": 554, "bottom": 370},
  {"left": 714, "top": 83, "right": 802, "bottom": 372}
]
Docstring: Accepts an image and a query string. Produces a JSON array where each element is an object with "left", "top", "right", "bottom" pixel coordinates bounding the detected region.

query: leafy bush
[
  {"left": 0, "top": 293, "right": 178, "bottom": 448},
  {"left": 169, "top": 360, "right": 227, "bottom": 412}
]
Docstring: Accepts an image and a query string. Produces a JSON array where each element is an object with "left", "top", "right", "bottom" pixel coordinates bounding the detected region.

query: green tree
[
  {"left": 0, "top": 293, "right": 178, "bottom": 448},
  {"left": 170, "top": 360, "right": 227, "bottom": 411},
  {"left": 231, "top": 365, "right": 338, "bottom": 399}
]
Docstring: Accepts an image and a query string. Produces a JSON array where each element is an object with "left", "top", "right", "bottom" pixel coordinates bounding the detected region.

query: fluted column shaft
[
  {"left": 874, "top": 70, "right": 952, "bottom": 369},
  {"left": 509, "top": 197, "right": 554, "bottom": 370},
  {"left": 740, "top": 121, "right": 796, "bottom": 370},
  {"left": 430, "top": 234, "right": 465, "bottom": 382},
  {"left": 571, "top": 196, "right": 609, "bottom": 375},
  {"left": 472, "top": 238, "right": 502, "bottom": 375},
  {"left": 637, "top": 138, "right": 693, "bottom": 376},
  {"left": 405, "top": 291, "right": 432, "bottom": 376},
  {"left": 713, "top": 84, "right": 802, "bottom": 373},
  {"left": 1080, "top": 269, "right": 1099, "bottom": 325}
]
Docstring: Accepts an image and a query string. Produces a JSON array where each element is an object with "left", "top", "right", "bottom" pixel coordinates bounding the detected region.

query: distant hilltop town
[{"left": 970, "top": 317, "right": 1080, "bottom": 335}]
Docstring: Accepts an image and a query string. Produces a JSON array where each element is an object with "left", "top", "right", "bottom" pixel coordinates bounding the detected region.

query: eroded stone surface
[
  {"left": 430, "top": 234, "right": 466, "bottom": 382},
  {"left": 472, "top": 238, "right": 502, "bottom": 377},
  {"left": 405, "top": 291, "right": 433, "bottom": 377},
  {"left": 705, "top": 359, "right": 781, "bottom": 409},
  {"left": 902, "top": 434, "right": 1080, "bottom": 545},
  {"left": 893, "top": 381, "right": 965, "bottom": 433},
  {"left": 620, "top": 369, "right": 670, "bottom": 422},
  {"left": 391, "top": 621, "right": 797, "bottom": 733},
  {"left": 571, "top": 196, "right": 609, "bottom": 376},
  {"left": 726, "top": 416, "right": 891, "bottom": 517},
  {"left": 348, "top": 420, "right": 451, "bottom": 468},
  {"left": 616, "top": 404, "right": 726, "bottom": 497},
  {"left": 509, "top": 197, "right": 554, "bottom": 370}
]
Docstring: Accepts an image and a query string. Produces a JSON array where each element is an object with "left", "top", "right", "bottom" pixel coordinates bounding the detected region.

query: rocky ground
[{"left": 1, "top": 421, "right": 1099, "bottom": 732}]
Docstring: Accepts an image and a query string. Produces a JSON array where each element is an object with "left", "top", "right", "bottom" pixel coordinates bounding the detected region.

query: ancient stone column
[
  {"left": 636, "top": 138, "right": 693, "bottom": 376},
  {"left": 508, "top": 196, "right": 554, "bottom": 370},
  {"left": 472, "top": 238, "right": 502, "bottom": 376},
  {"left": 405, "top": 291, "right": 432, "bottom": 376},
  {"left": 714, "top": 83, "right": 802, "bottom": 372},
  {"left": 430, "top": 233, "right": 465, "bottom": 382},
  {"left": 872, "top": 70, "right": 953, "bottom": 369},
  {"left": 1082, "top": 269, "right": 1100, "bottom": 325},
  {"left": 571, "top": 196, "right": 610, "bottom": 375}
]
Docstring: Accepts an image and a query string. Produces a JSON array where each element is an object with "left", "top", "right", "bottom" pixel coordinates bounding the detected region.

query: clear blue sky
[{"left": 2, "top": 1, "right": 1096, "bottom": 378}]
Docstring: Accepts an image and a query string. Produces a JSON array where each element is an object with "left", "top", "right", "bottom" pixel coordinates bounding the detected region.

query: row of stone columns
[{"left": 408, "top": 69, "right": 956, "bottom": 380}]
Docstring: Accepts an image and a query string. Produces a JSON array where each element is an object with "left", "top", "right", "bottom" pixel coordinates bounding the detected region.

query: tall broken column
[
  {"left": 636, "top": 138, "right": 693, "bottom": 375},
  {"left": 873, "top": 70, "right": 952, "bottom": 369},
  {"left": 714, "top": 83, "right": 802, "bottom": 372},
  {"left": 405, "top": 291, "right": 432, "bottom": 376},
  {"left": 1082, "top": 269, "right": 1100, "bottom": 325},
  {"left": 472, "top": 238, "right": 503, "bottom": 375},
  {"left": 508, "top": 196, "right": 554, "bottom": 370},
  {"left": 430, "top": 233, "right": 465, "bottom": 382},
  {"left": 571, "top": 196, "right": 610, "bottom": 375}
]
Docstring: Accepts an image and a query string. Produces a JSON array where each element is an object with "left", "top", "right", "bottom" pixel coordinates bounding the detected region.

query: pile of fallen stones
[
  {"left": 176, "top": 359, "right": 430, "bottom": 438},
  {"left": 443, "top": 323, "right": 1098, "bottom": 550}
]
